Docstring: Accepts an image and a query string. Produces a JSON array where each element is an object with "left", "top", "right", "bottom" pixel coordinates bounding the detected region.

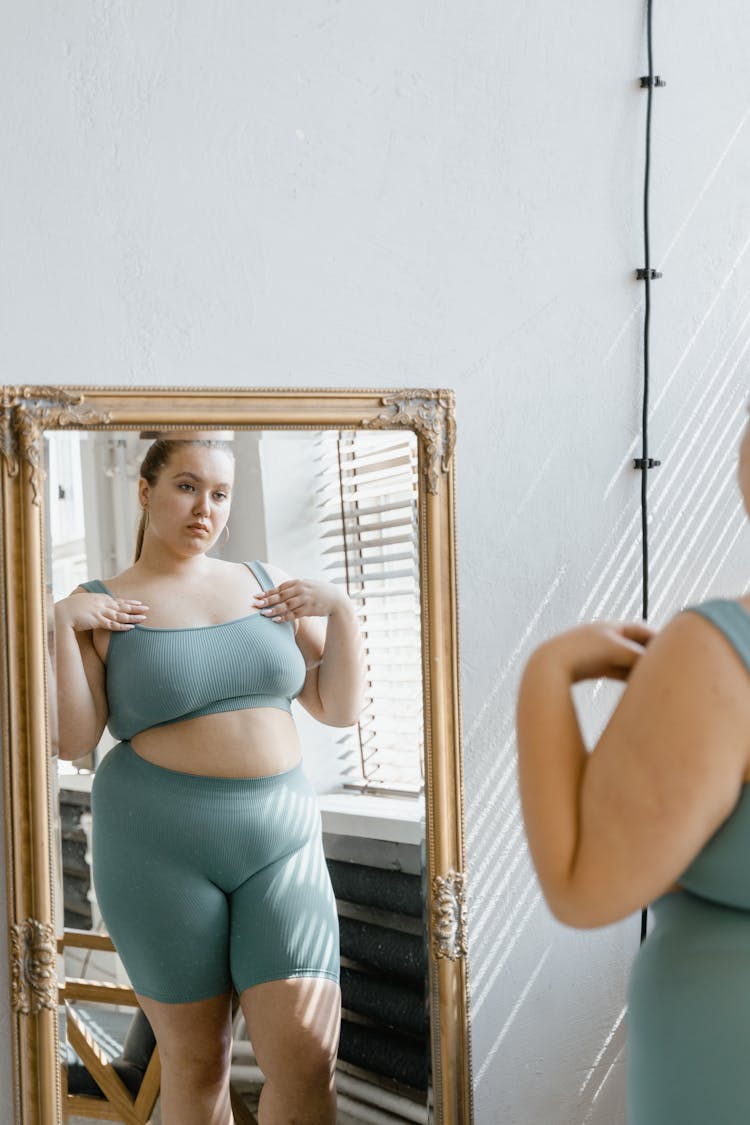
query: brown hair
[{"left": 134, "top": 438, "right": 234, "bottom": 562}]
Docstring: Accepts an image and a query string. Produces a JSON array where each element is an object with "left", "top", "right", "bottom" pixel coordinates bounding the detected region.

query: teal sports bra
[
  {"left": 80, "top": 561, "right": 307, "bottom": 742},
  {"left": 676, "top": 599, "right": 750, "bottom": 910}
]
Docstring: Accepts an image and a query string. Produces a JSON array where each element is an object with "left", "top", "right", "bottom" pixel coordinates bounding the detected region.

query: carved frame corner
[
  {"left": 0, "top": 385, "right": 111, "bottom": 504},
  {"left": 362, "top": 388, "right": 456, "bottom": 494}
]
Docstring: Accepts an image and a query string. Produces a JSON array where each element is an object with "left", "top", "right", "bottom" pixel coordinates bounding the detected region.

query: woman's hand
[
  {"left": 533, "top": 621, "right": 655, "bottom": 684},
  {"left": 55, "top": 593, "right": 149, "bottom": 633},
  {"left": 254, "top": 579, "right": 351, "bottom": 623}
]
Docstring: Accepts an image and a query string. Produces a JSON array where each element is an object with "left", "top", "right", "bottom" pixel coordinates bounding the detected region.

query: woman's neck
[{"left": 134, "top": 542, "right": 215, "bottom": 581}]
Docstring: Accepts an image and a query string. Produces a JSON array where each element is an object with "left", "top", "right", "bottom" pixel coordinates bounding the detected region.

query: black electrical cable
[
  {"left": 637, "top": 0, "right": 663, "bottom": 946},
  {"left": 640, "top": 0, "right": 656, "bottom": 625}
]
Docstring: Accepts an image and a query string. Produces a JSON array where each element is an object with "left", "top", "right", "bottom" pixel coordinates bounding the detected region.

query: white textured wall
[{"left": 2, "top": 4, "right": 750, "bottom": 1123}]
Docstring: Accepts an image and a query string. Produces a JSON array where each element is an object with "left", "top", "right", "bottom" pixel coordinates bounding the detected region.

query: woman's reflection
[{"left": 53, "top": 434, "right": 364, "bottom": 1125}]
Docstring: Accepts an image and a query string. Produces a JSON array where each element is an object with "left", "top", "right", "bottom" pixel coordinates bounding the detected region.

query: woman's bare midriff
[{"left": 130, "top": 707, "right": 303, "bottom": 777}]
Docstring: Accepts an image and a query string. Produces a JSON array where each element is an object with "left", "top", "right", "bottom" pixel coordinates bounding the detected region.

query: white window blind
[{"left": 316, "top": 430, "right": 424, "bottom": 796}]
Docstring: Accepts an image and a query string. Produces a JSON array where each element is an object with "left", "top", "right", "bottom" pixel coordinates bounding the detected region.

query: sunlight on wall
[{"left": 467, "top": 379, "right": 750, "bottom": 1125}]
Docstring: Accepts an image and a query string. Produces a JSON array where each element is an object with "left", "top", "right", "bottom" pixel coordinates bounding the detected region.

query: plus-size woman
[
  {"left": 517, "top": 410, "right": 750, "bottom": 1123},
  {"left": 54, "top": 435, "right": 363, "bottom": 1125}
]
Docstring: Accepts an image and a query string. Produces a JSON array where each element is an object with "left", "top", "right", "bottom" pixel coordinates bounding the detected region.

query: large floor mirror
[{"left": 1, "top": 386, "right": 470, "bottom": 1125}]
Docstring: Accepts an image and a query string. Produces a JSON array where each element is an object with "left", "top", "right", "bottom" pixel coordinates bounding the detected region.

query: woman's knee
[
  {"left": 268, "top": 1045, "right": 335, "bottom": 1093},
  {"left": 240, "top": 977, "right": 340, "bottom": 1089},
  {"left": 138, "top": 992, "right": 234, "bottom": 1084},
  {"left": 158, "top": 1029, "right": 233, "bottom": 1083},
  {"left": 269, "top": 1020, "right": 338, "bottom": 1090}
]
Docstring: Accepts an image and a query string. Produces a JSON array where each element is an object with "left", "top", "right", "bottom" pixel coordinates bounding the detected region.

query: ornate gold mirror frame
[{"left": 0, "top": 384, "right": 471, "bottom": 1125}]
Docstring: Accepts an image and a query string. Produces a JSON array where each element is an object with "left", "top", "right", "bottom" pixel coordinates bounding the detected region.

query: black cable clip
[
  {"left": 636, "top": 268, "right": 662, "bottom": 280},
  {"left": 640, "top": 75, "right": 667, "bottom": 88},
  {"left": 633, "top": 457, "right": 661, "bottom": 470}
]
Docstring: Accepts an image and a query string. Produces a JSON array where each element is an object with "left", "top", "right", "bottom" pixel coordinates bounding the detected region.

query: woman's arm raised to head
[{"left": 517, "top": 612, "right": 750, "bottom": 928}]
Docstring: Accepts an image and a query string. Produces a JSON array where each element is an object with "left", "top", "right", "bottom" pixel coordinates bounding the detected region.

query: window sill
[
  {"left": 318, "top": 792, "right": 424, "bottom": 846},
  {"left": 58, "top": 767, "right": 425, "bottom": 847},
  {"left": 57, "top": 764, "right": 94, "bottom": 791}
]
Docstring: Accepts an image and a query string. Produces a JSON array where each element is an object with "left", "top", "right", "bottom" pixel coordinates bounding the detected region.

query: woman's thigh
[
  {"left": 229, "top": 833, "right": 340, "bottom": 994},
  {"left": 137, "top": 991, "right": 234, "bottom": 1055},
  {"left": 238, "top": 977, "right": 341, "bottom": 1085},
  {"left": 93, "top": 744, "right": 235, "bottom": 1002},
  {"left": 96, "top": 863, "right": 233, "bottom": 1002}
]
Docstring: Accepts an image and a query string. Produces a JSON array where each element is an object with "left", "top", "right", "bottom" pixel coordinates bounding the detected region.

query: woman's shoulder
[
  {"left": 251, "top": 560, "right": 288, "bottom": 586},
  {"left": 636, "top": 601, "right": 750, "bottom": 691},
  {"left": 67, "top": 577, "right": 117, "bottom": 596},
  {"left": 675, "top": 598, "right": 750, "bottom": 674},
  {"left": 206, "top": 558, "right": 280, "bottom": 579},
  {"left": 681, "top": 595, "right": 749, "bottom": 617},
  {"left": 95, "top": 567, "right": 138, "bottom": 594}
]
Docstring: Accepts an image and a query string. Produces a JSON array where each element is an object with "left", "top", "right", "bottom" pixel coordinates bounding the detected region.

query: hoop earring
[
  {"left": 220, "top": 523, "right": 230, "bottom": 546},
  {"left": 142, "top": 508, "right": 149, "bottom": 529}
]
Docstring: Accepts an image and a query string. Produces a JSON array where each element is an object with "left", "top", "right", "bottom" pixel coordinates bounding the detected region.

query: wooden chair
[
  {"left": 60, "top": 928, "right": 259, "bottom": 1125},
  {"left": 229, "top": 1086, "right": 259, "bottom": 1125},
  {"left": 59, "top": 928, "right": 161, "bottom": 1124}
]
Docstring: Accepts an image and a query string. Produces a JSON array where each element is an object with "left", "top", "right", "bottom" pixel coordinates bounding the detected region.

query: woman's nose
[{"left": 193, "top": 493, "right": 210, "bottom": 515}]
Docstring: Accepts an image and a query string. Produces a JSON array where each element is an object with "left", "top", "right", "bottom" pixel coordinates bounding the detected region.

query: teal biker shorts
[{"left": 91, "top": 744, "right": 340, "bottom": 1004}]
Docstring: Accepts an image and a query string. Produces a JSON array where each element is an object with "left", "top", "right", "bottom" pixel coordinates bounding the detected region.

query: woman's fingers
[
  {"left": 58, "top": 592, "right": 150, "bottom": 633},
  {"left": 101, "top": 599, "right": 149, "bottom": 630},
  {"left": 256, "top": 586, "right": 307, "bottom": 620},
  {"left": 602, "top": 623, "right": 656, "bottom": 678},
  {"left": 254, "top": 579, "right": 345, "bottom": 621},
  {"left": 620, "top": 622, "right": 655, "bottom": 646}
]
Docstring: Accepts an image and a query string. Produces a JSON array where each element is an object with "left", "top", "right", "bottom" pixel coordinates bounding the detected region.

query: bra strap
[
  {"left": 245, "top": 560, "right": 275, "bottom": 592},
  {"left": 79, "top": 579, "right": 114, "bottom": 596}
]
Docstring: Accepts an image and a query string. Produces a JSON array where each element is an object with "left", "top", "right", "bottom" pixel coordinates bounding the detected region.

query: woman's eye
[
  {"left": 214, "top": 492, "right": 228, "bottom": 501},
  {"left": 178, "top": 482, "right": 195, "bottom": 492}
]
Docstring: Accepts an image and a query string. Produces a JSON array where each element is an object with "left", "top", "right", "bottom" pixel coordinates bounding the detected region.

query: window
[
  {"left": 316, "top": 430, "right": 424, "bottom": 796},
  {"left": 46, "top": 432, "right": 88, "bottom": 599}
]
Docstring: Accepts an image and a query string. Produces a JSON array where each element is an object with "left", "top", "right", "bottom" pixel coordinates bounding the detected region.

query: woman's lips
[{"left": 188, "top": 524, "right": 210, "bottom": 534}]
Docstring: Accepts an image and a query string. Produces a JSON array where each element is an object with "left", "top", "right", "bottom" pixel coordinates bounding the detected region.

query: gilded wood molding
[
  {"left": 363, "top": 389, "right": 456, "bottom": 494},
  {"left": 1, "top": 385, "right": 471, "bottom": 1125},
  {"left": 0, "top": 385, "right": 111, "bottom": 504},
  {"left": 432, "top": 870, "right": 468, "bottom": 961},
  {"left": 10, "top": 918, "right": 58, "bottom": 1014}
]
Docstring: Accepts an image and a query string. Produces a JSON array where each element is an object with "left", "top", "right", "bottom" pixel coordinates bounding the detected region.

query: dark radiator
[{"left": 327, "top": 857, "right": 430, "bottom": 1094}]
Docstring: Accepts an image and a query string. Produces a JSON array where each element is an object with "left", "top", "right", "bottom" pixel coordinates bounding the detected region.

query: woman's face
[{"left": 139, "top": 444, "right": 235, "bottom": 557}]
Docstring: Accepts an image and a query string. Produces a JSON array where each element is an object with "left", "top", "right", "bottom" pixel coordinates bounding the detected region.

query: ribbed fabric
[
  {"left": 91, "top": 746, "right": 340, "bottom": 1003},
  {"left": 80, "top": 561, "right": 306, "bottom": 740},
  {"left": 627, "top": 599, "right": 750, "bottom": 1124}
]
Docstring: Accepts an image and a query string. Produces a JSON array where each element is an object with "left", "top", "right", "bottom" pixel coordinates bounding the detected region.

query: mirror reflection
[{"left": 47, "top": 428, "right": 429, "bottom": 1124}]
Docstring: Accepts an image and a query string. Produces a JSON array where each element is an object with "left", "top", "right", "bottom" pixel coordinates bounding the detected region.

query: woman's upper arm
[
  {"left": 293, "top": 614, "right": 327, "bottom": 719},
  {"left": 568, "top": 611, "right": 750, "bottom": 926},
  {"left": 57, "top": 587, "right": 109, "bottom": 729}
]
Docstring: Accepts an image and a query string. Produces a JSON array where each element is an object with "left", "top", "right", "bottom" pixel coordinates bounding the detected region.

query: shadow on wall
[{"left": 466, "top": 347, "right": 750, "bottom": 1121}]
